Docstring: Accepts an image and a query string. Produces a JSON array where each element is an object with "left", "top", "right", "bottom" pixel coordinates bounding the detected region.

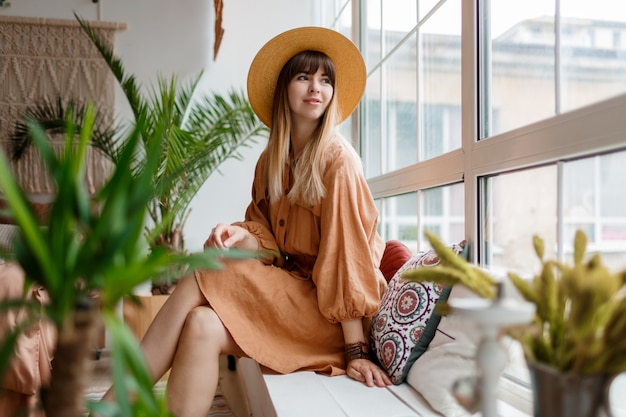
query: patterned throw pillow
[{"left": 370, "top": 241, "right": 465, "bottom": 384}]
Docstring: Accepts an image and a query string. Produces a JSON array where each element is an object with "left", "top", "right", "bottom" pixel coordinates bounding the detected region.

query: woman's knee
[
  {"left": 187, "top": 306, "right": 219, "bottom": 331},
  {"left": 181, "top": 307, "right": 243, "bottom": 356},
  {"left": 182, "top": 307, "right": 222, "bottom": 341}
]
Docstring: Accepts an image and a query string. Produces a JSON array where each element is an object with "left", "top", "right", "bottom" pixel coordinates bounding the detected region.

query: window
[
  {"left": 319, "top": 0, "right": 626, "bottom": 414},
  {"left": 362, "top": 0, "right": 463, "bottom": 177},
  {"left": 481, "top": 0, "right": 626, "bottom": 136},
  {"left": 482, "top": 150, "right": 626, "bottom": 277}
]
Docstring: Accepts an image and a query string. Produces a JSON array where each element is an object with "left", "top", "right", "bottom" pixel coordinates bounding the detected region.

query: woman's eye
[
  {"left": 322, "top": 78, "right": 331, "bottom": 84},
  {"left": 296, "top": 75, "right": 308, "bottom": 81}
]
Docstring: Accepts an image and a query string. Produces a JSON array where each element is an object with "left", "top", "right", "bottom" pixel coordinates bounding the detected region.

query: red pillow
[{"left": 379, "top": 240, "right": 412, "bottom": 283}]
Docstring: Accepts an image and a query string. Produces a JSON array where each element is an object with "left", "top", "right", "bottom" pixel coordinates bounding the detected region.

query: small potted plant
[
  {"left": 405, "top": 230, "right": 626, "bottom": 417},
  {"left": 505, "top": 230, "right": 626, "bottom": 417}
]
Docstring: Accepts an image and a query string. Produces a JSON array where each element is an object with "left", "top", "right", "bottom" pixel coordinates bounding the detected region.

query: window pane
[
  {"left": 420, "top": 0, "right": 462, "bottom": 160},
  {"left": 418, "top": 0, "right": 461, "bottom": 161},
  {"left": 560, "top": 0, "right": 626, "bottom": 112},
  {"left": 320, "top": 0, "right": 352, "bottom": 32},
  {"left": 384, "top": 33, "right": 418, "bottom": 171},
  {"left": 381, "top": 192, "right": 418, "bottom": 251},
  {"left": 363, "top": 67, "right": 382, "bottom": 177},
  {"left": 482, "top": 0, "right": 556, "bottom": 137},
  {"left": 383, "top": 0, "right": 417, "bottom": 55},
  {"left": 563, "top": 150, "right": 626, "bottom": 270},
  {"left": 364, "top": 0, "right": 382, "bottom": 68},
  {"left": 482, "top": 165, "right": 558, "bottom": 392},
  {"left": 483, "top": 165, "right": 558, "bottom": 275},
  {"left": 421, "top": 183, "right": 465, "bottom": 250},
  {"left": 337, "top": 115, "right": 354, "bottom": 143},
  {"left": 335, "top": 0, "right": 352, "bottom": 39},
  {"left": 378, "top": 183, "right": 464, "bottom": 254},
  {"left": 480, "top": 154, "right": 626, "bottom": 273},
  {"left": 362, "top": 0, "right": 462, "bottom": 178},
  {"left": 319, "top": 0, "right": 355, "bottom": 144},
  {"left": 418, "top": 0, "right": 442, "bottom": 20},
  {"left": 483, "top": 152, "right": 626, "bottom": 276}
]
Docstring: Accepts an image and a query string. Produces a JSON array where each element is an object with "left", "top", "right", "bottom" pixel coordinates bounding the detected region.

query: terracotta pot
[{"left": 527, "top": 360, "right": 614, "bottom": 417}]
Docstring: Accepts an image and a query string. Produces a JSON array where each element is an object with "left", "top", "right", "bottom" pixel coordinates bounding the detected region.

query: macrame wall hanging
[{"left": 0, "top": 16, "right": 125, "bottom": 221}]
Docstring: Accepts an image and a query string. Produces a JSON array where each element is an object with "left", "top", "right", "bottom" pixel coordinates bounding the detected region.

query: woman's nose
[{"left": 309, "top": 82, "right": 320, "bottom": 93}]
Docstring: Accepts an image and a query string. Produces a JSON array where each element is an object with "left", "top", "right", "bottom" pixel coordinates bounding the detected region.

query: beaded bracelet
[{"left": 344, "top": 341, "right": 369, "bottom": 364}]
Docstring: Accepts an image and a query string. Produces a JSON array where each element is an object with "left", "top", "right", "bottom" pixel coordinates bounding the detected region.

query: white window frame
[
  {"left": 319, "top": 0, "right": 626, "bottom": 414},
  {"left": 362, "top": 0, "right": 626, "bottom": 254}
]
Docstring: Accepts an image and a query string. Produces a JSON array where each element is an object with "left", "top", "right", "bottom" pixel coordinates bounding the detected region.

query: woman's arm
[{"left": 341, "top": 319, "right": 391, "bottom": 387}]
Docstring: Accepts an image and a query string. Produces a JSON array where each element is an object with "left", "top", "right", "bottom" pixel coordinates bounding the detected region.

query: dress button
[{"left": 279, "top": 219, "right": 285, "bottom": 227}]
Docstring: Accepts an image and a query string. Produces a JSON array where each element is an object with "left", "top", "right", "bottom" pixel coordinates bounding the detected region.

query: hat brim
[{"left": 247, "top": 27, "right": 366, "bottom": 127}]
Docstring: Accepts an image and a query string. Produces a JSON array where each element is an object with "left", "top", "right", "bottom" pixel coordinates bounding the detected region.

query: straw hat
[{"left": 246, "top": 26, "right": 366, "bottom": 127}]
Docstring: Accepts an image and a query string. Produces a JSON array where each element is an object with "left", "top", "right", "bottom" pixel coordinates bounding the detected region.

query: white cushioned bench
[
  {"left": 237, "top": 358, "right": 532, "bottom": 417},
  {"left": 236, "top": 358, "right": 531, "bottom": 417},
  {"left": 236, "top": 358, "right": 443, "bottom": 417}
]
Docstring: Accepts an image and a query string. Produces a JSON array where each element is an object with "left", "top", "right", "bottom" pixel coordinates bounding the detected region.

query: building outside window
[{"left": 320, "top": 0, "right": 626, "bottom": 414}]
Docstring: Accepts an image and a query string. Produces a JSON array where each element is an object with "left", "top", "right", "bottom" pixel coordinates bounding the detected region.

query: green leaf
[
  {"left": 573, "top": 229, "right": 587, "bottom": 266},
  {"left": 105, "top": 312, "right": 164, "bottom": 416},
  {"left": 0, "top": 127, "right": 58, "bottom": 288}
]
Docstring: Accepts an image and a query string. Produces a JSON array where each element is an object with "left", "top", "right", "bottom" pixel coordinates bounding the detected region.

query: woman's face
[{"left": 287, "top": 68, "right": 334, "bottom": 125}]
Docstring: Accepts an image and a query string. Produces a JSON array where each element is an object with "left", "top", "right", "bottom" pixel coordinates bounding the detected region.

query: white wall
[{"left": 0, "top": 0, "right": 317, "bottom": 251}]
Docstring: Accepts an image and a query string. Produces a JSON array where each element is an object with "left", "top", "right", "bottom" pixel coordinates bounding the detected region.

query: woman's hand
[
  {"left": 204, "top": 223, "right": 258, "bottom": 251},
  {"left": 346, "top": 358, "right": 392, "bottom": 387},
  {"left": 340, "top": 319, "right": 390, "bottom": 387}
]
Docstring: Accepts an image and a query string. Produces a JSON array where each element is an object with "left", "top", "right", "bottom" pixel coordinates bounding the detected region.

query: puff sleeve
[{"left": 311, "top": 143, "right": 386, "bottom": 323}]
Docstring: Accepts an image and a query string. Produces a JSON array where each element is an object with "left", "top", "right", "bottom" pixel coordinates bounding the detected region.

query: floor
[{"left": 86, "top": 352, "right": 250, "bottom": 417}]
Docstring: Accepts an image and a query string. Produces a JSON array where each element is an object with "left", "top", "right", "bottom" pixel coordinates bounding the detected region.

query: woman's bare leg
[
  {"left": 166, "top": 306, "right": 245, "bottom": 417},
  {"left": 139, "top": 275, "right": 208, "bottom": 381},
  {"left": 100, "top": 274, "right": 207, "bottom": 402}
]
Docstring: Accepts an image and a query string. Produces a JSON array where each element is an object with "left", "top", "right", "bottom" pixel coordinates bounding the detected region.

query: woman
[{"left": 106, "top": 26, "right": 391, "bottom": 417}]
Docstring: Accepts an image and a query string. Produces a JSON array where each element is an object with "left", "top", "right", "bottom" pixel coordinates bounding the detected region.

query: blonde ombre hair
[{"left": 264, "top": 51, "right": 342, "bottom": 206}]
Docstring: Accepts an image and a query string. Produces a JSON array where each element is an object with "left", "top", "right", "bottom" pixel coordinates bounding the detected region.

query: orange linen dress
[{"left": 195, "top": 138, "right": 387, "bottom": 376}]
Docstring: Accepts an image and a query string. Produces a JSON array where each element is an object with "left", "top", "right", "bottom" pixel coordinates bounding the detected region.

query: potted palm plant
[
  {"left": 76, "top": 13, "right": 267, "bottom": 271},
  {"left": 10, "top": 13, "right": 267, "bottom": 295},
  {"left": 405, "top": 230, "right": 626, "bottom": 417},
  {"left": 0, "top": 105, "right": 247, "bottom": 417}
]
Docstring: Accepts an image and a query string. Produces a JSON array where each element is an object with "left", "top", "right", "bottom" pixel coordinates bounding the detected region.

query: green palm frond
[
  {"left": 10, "top": 97, "right": 120, "bottom": 162},
  {"left": 149, "top": 88, "right": 263, "bottom": 216},
  {"left": 177, "top": 72, "right": 204, "bottom": 124},
  {"left": 75, "top": 13, "right": 143, "bottom": 120},
  {"left": 75, "top": 13, "right": 268, "bottom": 256}
]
